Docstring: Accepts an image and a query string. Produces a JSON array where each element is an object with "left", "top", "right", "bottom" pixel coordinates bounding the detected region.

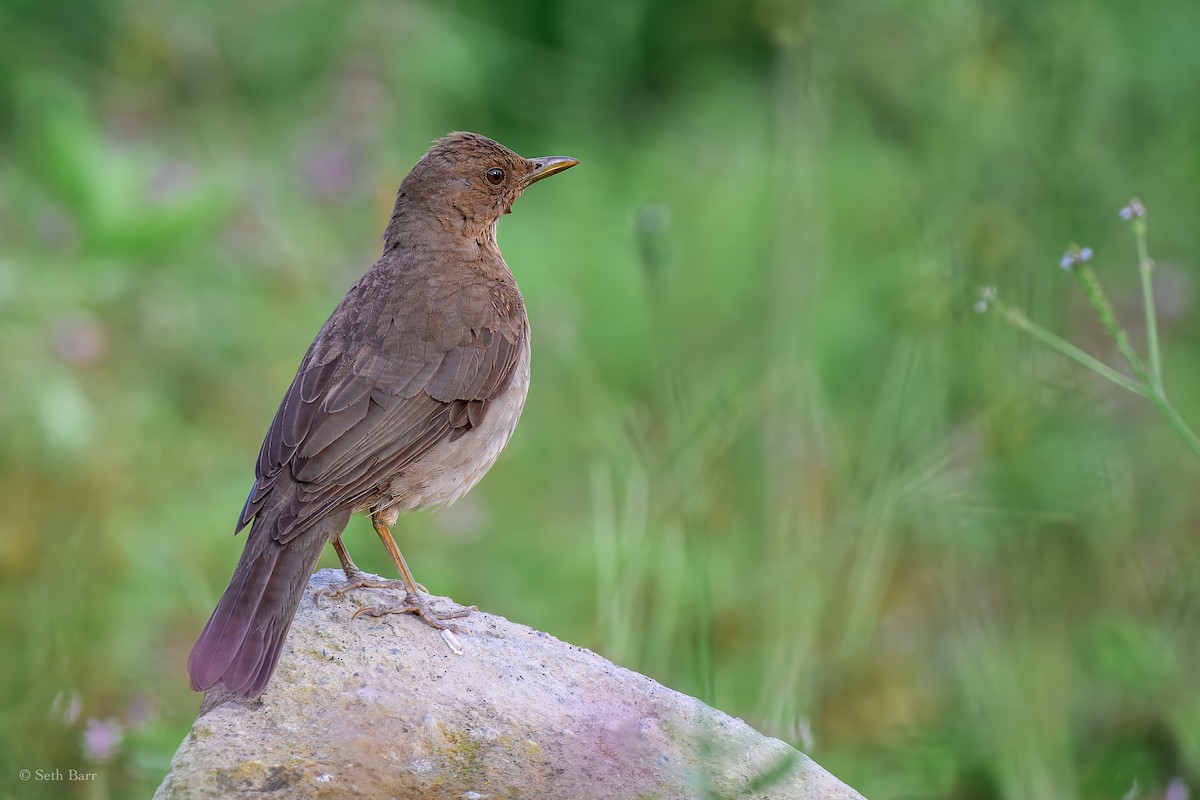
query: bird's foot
[
  {"left": 314, "top": 575, "right": 474, "bottom": 634},
  {"left": 315, "top": 572, "right": 428, "bottom": 609},
  {"left": 315, "top": 575, "right": 405, "bottom": 607},
  {"left": 353, "top": 592, "right": 476, "bottom": 635}
]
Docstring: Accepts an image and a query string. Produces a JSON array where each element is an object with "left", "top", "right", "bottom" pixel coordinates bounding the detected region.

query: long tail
[{"left": 187, "top": 510, "right": 350, "bottom": 698}]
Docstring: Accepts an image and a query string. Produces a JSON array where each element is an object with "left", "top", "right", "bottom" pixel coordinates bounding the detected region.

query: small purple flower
[
  {"left": 1164, "top": 777, "right": 1188, "bottom": 800},
  {"left": 82, "top": 717, "right": 123, "bottom": 762},
  {"left": 124, "top": 693, "right": 155, "bottom": 730},
  {"left": 51, "top": 313, "right": 107, "bottom": 367},
  {"left": 306, "top": 143, "right": 358, "bottom": 201},
  {"left": 1059, "top": 246, "right": 1093, "bottom": 270},
  {"left": 1119, "top": 198, "right": 1146, "bottom": 221}
]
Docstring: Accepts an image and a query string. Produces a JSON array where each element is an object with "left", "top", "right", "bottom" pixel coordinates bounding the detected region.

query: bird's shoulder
[{"left": 315, "top": 251, "right": 526, "bottom": 359}]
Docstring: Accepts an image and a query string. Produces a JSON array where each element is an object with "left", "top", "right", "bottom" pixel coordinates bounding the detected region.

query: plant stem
[
  {"left": 1134, "top": 218, "right": 1162, "bottom": 390},
  {"left": 1072, "top": 265, "right": 1152, "bottom": 385},
  {"left": 1068, "top": 264, "right": 1200, "bottom": 455},
  {"left": 993, "top": 300, "right": 1149, "bottom": 398},
  {"left": 1150, "top": 391, "right": 1200, "bottom": 458}
]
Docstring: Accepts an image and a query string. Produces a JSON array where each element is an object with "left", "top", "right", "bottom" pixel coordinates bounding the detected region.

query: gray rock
[{"left": 156, "top": 569, "right": 864, "bottom": 800}]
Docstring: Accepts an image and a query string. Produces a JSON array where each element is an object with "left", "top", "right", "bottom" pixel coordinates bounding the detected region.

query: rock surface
[{"left": 156, "top": 569, "right": 864, "bottom": 800}]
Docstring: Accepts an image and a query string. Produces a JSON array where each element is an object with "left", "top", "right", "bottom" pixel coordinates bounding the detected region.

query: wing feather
[{"left": 238, "top": 265, "right": 526, "bottom": 545}]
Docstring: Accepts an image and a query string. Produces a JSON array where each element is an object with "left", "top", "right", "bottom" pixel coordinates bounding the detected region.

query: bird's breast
[{"left": 383, "top": 333, "right": 531, "bottom": 513}]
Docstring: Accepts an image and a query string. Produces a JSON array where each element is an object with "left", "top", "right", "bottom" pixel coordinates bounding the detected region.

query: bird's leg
[
  {"left": 329, "top": 534, "right": 430, "bottom": 588},
  {"left": 331, "top": 536, "right": 363, "bottom": 580},
  {"left": 369, "top": 515, "right": 432, "bottom": 594},
  {"left": 319, "top": 535, "right": 426, "bottom": 590},
  {"left": 313, "top": 516, "right": 473, "bottom": 634},
  {"left": 313, "top": 535, "right": 409, "bottom": 607},
  {"left": 353, "top": 514, "right": 473, "bottom": 632}
]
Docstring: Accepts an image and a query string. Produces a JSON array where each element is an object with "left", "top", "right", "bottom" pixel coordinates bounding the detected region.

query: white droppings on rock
[{"left": 407, "top": 758, "right": 435, "bottom": 775}]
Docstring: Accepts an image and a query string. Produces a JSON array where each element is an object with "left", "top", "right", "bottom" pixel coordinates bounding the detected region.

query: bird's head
[{"left": 386, "top": 132, "right": 578, "bottom": 247}]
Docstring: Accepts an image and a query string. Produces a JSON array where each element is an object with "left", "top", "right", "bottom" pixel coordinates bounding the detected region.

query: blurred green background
[{"left": 2, "top": 0, "right": 1199, "bottom": 797}]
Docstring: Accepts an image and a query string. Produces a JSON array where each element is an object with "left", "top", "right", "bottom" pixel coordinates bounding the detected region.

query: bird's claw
[
  {"left": 351, "top": 592, "right": 475, "bottom": 635},
  {"left": 314, "top": 575, "right": 410, "bottom": 609}
]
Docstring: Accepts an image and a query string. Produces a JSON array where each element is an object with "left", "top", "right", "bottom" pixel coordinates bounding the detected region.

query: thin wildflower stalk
[
  {"left": 1071, "top": 265, "right": 1151, "bottom": 385},
  {"left": 991, "top": 298, "right": 1149, "bottom": 398},
  {"left": 1133, "top": 216, "right": 1162, "bottom": 389},
  {"left": 987, "top": 205, "right": 1200, "bottom": 459},
  {"left": 1153, "top": 393, "right": 1200, "bottom": 458},
  {"left": 1070, "top": 263, "right": 1200, "bottom": 458}
]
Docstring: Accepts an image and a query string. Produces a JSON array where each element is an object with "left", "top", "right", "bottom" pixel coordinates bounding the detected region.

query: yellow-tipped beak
[{"left": 523, "top": 156, "right": 580, "bottom": 185}]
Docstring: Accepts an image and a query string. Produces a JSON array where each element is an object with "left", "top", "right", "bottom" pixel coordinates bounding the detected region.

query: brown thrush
[{"left": 188, "top": 132, "right": 578, "bottom": 698}]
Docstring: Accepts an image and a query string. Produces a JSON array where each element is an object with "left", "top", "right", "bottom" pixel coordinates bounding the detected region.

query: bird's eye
[{"left": 485, "top": 167, "right": 506, "bottom": 185}]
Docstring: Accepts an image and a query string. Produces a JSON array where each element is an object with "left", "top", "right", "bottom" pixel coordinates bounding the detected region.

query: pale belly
[{"left": 373, "top": 336, "right": 531, "bottom": 520}]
